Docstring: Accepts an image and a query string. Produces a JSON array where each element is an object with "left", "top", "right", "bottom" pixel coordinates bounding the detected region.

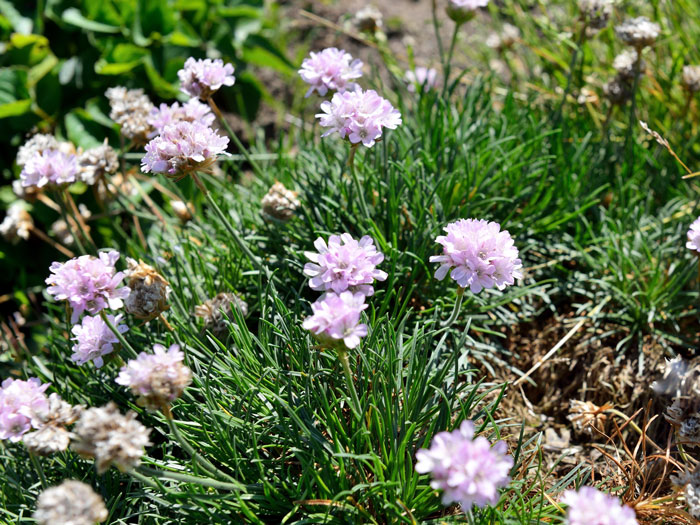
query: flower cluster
[
  {"left": 33, "top": 480, "right": 108, "bottom": 525},
  {"left": 304, "top": 234, "right": 387, "bottom": 296},
  {"left": 178, "top": 57, "right": 235, "bottom": 100},
  {"left": 23, "top": 393, "right": 83, "bottom": 456},
  {"left": 316, "top": 89, "right": 402, "bottom": 147},
  {"left": 578, "top": 0, "right": 613, "bottom": 31},
  {"left": 195, "top": 292, "right": 249, "bottom": 338},
  {"left": 261, "top": 181, "right": 300, "bottom": 221},
  {"left": 615, "top": 17, "right": 660, "bottom": 49},
  {"left": 302, "top": 291, "right": 368, "bottom": 349},
  {"left": 405, "top": 67, "right": 439, "bottom": 93},
  {"left": 687, "top": 217, "right": 700, "bottom": 253},
  {"left": 77, "top": 140, "right": 119, "bottom": 185},
  {"left": 105, "top": 87, "right": 154, "bottom": 142},
  {"left": 0, "top": 378, "right": 50, "bottom": 442},
  {"left": 141, "top": 120, "right": 230, "bottom": 177},
  {"left": 147, "top": 99, "right": 215, "bottom": 137},
  {"left": 446, "top": 0, "right": 489, "bottom": 24},
  {"left": 70, "top": 313, "right": 128, "bottom": 367},
  {"left": 0, "top": 201, "right": 33, "bottom": 244},
  {"left": 116, "top": 344, "right": 192, "bottom": 410},
  {"left": 20, "top": 150, "right": 78, "bottom": 189},
  {"left": 46, "top": 251, "right": 130, "bottom": 323},
  {"left": 430, "top": 219, "right": 522, "bottom": 293},
  {"left": 124, "top": 259, "right": 170, "bottom": 320},
  {"left": 415, "top": 420, "right": 513, "bottom": 510},
  {"left": 561, "top": 486, "right": 638, "bottom": 525},
  {"left": 16, "top": 134, "right": 60, "bottom": 167},
  {"left": 299, "top": 48, "right": 364, "bottom": 98},
  {"left": 683, "top": 65, "right": 700, "bottom": 94}
]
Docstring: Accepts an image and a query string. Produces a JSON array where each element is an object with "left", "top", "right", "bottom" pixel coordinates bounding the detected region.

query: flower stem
[
  {"left": 136, "top": 465, "right": 245, "bottom": 491},
  {"left": 347, "top": 145, "right": 370, "bottom": 220},
  {"left": 99, "top": 310, "right": 138, "bottom": 359},
  {"left": 441, "top": 287, "right": 465, "bottom": 327},
  {"left": 553, "top": 22, "right": 588, "bottom": 125},
  {"left": 441, "top": 23, "right": 460, "bottom": 97},
  {"left": 29, "top": 452, "right": 48, "bottom": 489},
  {"left": 336, "top": 347, "right": 364, "bottom": 422}
]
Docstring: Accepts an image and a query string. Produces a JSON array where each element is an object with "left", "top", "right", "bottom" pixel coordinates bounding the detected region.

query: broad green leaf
[
  {"left": 61, "top": 8, "right": 120, "bottom": 33},
  {"left": 65, "top": 111, "right": 103, "bottom": 149},
  {"left": 0, "top": 0, "right": 32, "bottom": 34},
  {"left": 167, "top": 31, "right": 201, "bottom": 47},
  {"left": 0, "top": 68, "right": 30, "bottom": 104},
  {"left": 143, "top": 57, "right": 179, "bottom": 98},
  {"left": 28, "top": 54, "right": 58, "bottom": 86},
  {"left": 242, "top": 35, "right": 295, "bottom": 74},
  {"left": 95, "top": 43, "right": 148, "bottom": 75},
  {"left": 5, "top": 33, "right": 51, "bottom": 66},
  {"left": 0, "top": 99, "right": 31, "bottom": 118}
]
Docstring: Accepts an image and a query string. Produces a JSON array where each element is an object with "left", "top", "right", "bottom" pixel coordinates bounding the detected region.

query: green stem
[
  {"left": 442, "top": 23, "right": 460, "bottom": 98},
  {"left": 348, "top": 145, "right": 370, "bottom": 220},
  {"left": 624, "top": 48, "right": 643, "bottom": 180},
  {"left": 553, "top": 21, "right": 588, "bottom": 125},
  {"left": 29, "top": 452, "right": 47, "bottom": 489},
  {"left": 54, "top": 190, "right": 88, "bottom": 255},
  {"left": 441, "top": 287, "right": 465, "bottom": 327},
  {"left": 100, "top": 310, "right": 138, "bottom": 359},
  {"left": 430, "top": 0, "right": 446, "bottom": 68},
  {"left": 136, "top": 465, "right": 244, "bottom": 491},
  {"left": 336, "top": 348, "right": 363, "bottom": 422}
]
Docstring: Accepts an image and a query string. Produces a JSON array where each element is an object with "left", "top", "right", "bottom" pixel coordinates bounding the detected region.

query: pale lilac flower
[
  {"left": 116, "top": 344, "right": 192, "bottom": 410},
  {"left": 405, "top": 67, "right": 439, "bottom": 93},
  {"left": 20, "top": 150, "right": 78, "bottom": 188},
  {"left": 0, "top": 378, "right": 50, "bottom": 442},
  {"left": 562, "top": 486, "right": 638, "bottom": 525},
  {"left": 16, "top": 134, "right": 59, "bottom": 166},
  {"left": 299, "top": 48, "right": 363, "bottom": 98},
  {"left": 304, "top": 233, "right": 387, "bottom": 296},
  {"left": 45, "top": 251, "right": 130, "bottom": 323},
  {"left": 141, "top": 121, "right": 229, "bottom": 177},
  {"left": 687, "top": 217, "right": 700, "bottom": 253},
  {"left": 147, "top": 99, "right": 215, "bottom": 137},
  {"left": 70, "top": 314, "right": 128, "bottom": 368},
  {"left": 447, "top": 0, "right": 489, "bottom": 23},
  {"left": 302, "top": 291, "right": 368, "bottom": 349},
  {"left": 178, "top": 57, "right": 235, "bottom": 100},
  {"left": 316, "top": 89, "right": 402, "bottom": 147},
  {"left": 429, "top": 219, "right": 522, "bottom": 293},
  {"left": 415, "top": 420, "right": 513, "bottom": 510}
]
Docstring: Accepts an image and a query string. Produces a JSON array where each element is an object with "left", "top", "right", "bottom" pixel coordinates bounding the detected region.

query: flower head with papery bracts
[
  {"left": 45, "top": 250, "right": 130, "bottom": 323},
  {"left": 0, "top": 201, "right": 33, "bottom": 244},
  {"left": 105, "top": 87, "right": 154, "bottom": 142},
  {"left": 178, "top": 57, "right": 235, "bottom": 100},
  {"left": 0, "top": 378, "right": 50, "bottom": 442},
  {"left": 562, "top": 486, "right": 638, "bottom": 525},
  {"left": 615, "top": 17, "right": 660, "bottom": 49},
  {"left": 683, "top": 66, "right": 700, "bottom": 94},
  {"left": 687, "top": 217, "right": 700, "bottom": 253},
  {"left": 415, "top": 420, "right": 513, "bottom": 510},
  {"left": 141, "top": 121, "right": 229, "bottom": 178},
  {"left": 429, "top": 219, "right": 522, "bottom": 293},
  {"left": 405, "top": 67, "right": 439, "bottom": 93},
  {"left": 299, "top": 48, "right": 364, "bottom": 98},
  {"left": 116, "top": 344, "right": 192, "bottom": 410},
  {"left": 147, "top": 99, "right": 215, "bottom": 137},
  {"left": 34, "top": 480, "right": 108, "bottom": 525},
  {"left": 304, "top": 233, "right": 387, "bottom": 296},
  {"left": 302, "top": 291, "right": 368, "bottom": 349},
  {"left": 71, "top": 313, "right": 128, "bottom": 368},
  {"left": 316, "top": 89, "right": 402, "bottom": 147},
  {"left": 20, "top": 150, "right": 78, "bottom": 189},
  {"left": 23, "top": 393, "right": 83, "bottom": 456},
  {"left": 578, "top": 0, "right": 613, "bottom": 31},
  {"left": 447, "top": 0, "right": 489, "bottom": 24}
]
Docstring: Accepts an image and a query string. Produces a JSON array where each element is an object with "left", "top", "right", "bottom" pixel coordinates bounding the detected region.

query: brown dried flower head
[
  {"left": 261, "top": 181, "right": 300, "bottom": 221},
  {"left": 33, "top": 480, "right": 108, "bottom": 525},
  {"left": 124, "top": 258, "right": 170, "bottom": 320},
  {"left": 78, "top": 139, "right": 119, "bottom": 185},
  {"left": 171, "top": 200, "right": 194, "bottom": 222},
  {"left": 105, "top": 87, "right": 154, "bottom": 143},
  {"left": 682, "top": 65, "right": 700, "bottom": 94},
  {"left": 567, "top": 399, "right": 609, "bottom": 434},
  {"left": 195, "top": 292, "right": 248, "bottom": 338},
  {"left": 23, "top": 393, "right": 83, "bottom": 456}
]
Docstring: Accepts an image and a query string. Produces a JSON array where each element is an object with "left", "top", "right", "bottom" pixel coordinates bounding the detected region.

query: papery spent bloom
[
  {"left": 405, "top": 67, "right": 439, "bottom": 93},
  {"left": 415, "top": 420, "right": 513, "bottom": 510},
  {"left": 105, "top": 87, "right": 154, "bottom": 142},
  {"left": 24, "top": 393, "right": 83, "bottom": 456},
  {"left": 567, "top": 399, "right": 607, "bottom": 434},
  {"left": 354, "top": 5, "right": 383, "bottom": 32},
  {"left": 72, "top": 402, "right": 151, "bottom": 473},
  {"left": 33, "top": 480, "right": 108, "bottom": 525},
  {"left": 0, "top": 201, "right": 33, "bottom": 244},
  {"left": 486, "top": 23, "right": 520, "bottom": 50},
  {"left": 20, "top": 150, "right": 78, "bottom": 188},
  {"left": 0, "top": 378, "right": 50, "bottom": 442},
  {"left": 261, "top": 181, "right": 300, "bottom": 221},
  {"left": 430, "top": 219, "right": 522, "bottom": 293},
  {"left": 299, "top": 48, "right": 364, "bottom": 98},
  {"left": 70, "top": 313, "right": 128, "bottom": 368},
  {"left": 578, "top": 0, "right": 613, "bottom": 31},
  {"left": 302, "top": 291, "right": 368, "bottom": 349},
  {"left": 147, "top": 98, "right": 215, "bottom": 137},
  {"left": 141, "top": 120, "right": 229, "bottom": 178},
  {"left": 316, "top": 89, "right": 402, "bottom": 147},
  {"left": 672, "top": 465, "right": 700, "bottom": 520},
  {"left": 78, "top": 139, "right": 119, "bottom": 185},
  {"left": 116, "top": 344, "right": 192, "bottom": 410},
  {"left": 178, "top": 57, "right": 235, "bottom": 100},
  {"left": 604, "top": 77, "right": 633, "bottom": 105},
  {"left": 615, "top": 17, "right": 660, "bottom": 49},
  {"left": 304, "top": 233, "right": 387, "bottom": 296},
  {"left": 446, "top": 0, "right": 489, "bottom": 24},
  {"left": 16, "top": 134, "right": 59, "bottom": 166},
  {"left": 46, "top": 250, "right": 130, "bottom": 323},
  {"left": 613, "top": 50, "right": 646, "bottom": 81},
  {"left": 562, "top": 486, "right": 638, "bottom": 525},
  {"left": 124, "top": 259, "right": 170, "bottom": 320},
  {"left": 171, "top": 200, "right": 194, "bottom": 222},
  {"left": 687, "top": 217, "right": 700, "bottom": 253},
  {"left": 683, "top": 65, "right": 700, "bottom": 94},
  {"left": 195, "top": 292, "right": 248, "bottom": 338}
]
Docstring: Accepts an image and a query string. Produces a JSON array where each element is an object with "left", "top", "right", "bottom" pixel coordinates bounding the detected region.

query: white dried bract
[
  {"left": 613, "top": 50, "right": 646, "bottom": 81},
  {"left": 171, "top": 200, "right": 194, "bottom": 222},
  {"left": 124, "top": 258, "right": 170, "bottom": 321},
  {"left": 354, "top": 5, "right": 383, "bottom": 32},
  {"left": 615, "top": 17, "right": 660, "bottom": 49},
  {"left": 33, "top": 480, "right": 108, "bottom": 525},
  {"left": 195, "top": 292, "right": 249, "bottom": 338},
  {"left": 78, "top": 139, "right": 119, "bottom": 185},
  {"left": 486, "top": 23, "right": 520, "bottom": 50},
  {"left": 16, "top": 134, "right": 59, "bottom": 166},
  {"left": 23, "top": 393, "right": 83, "bottom": 456},
  {"left": 72, "top": 402, "right": 151, "bottom": 473},
  {"left": 682, "top": 65, "right": 700, "bottom": 94},
  {"left": 604, "top": 77, "right": 633, "bottom": 105},
  {"left": 261, "top": 181, "right": 300, "bottom": 221},
  {"left": 0, "top": 202, "right": 33, "bottom": 243},
  {"left": 567, "top": 399, "right": 607, "bottom": 434},
  {"left": 578, "top": 0, "right": 613, "bottom": 31},
  {"left": 12, "top": 179, "right": 40, "bottom": 201},
  {"left": 673, "top": 465, "right": 700, "bottom": 519},
  {"left": 105, "top": 87, "right": 154, "bottom": 142}
]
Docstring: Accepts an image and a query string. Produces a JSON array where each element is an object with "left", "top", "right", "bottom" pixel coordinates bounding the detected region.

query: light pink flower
[
  {"left": 687, "top": 217, "right": 700, "bottom": 253},
  {"left": 562, "top": 486, "right": 638, "bottom": 525},
  {"left": 0, "top": 378, "right": 50, "bottom": 442},
  {"left": 147, "top": 99, "right": 215, "bottom": 137},
  {"left": 299, "top": 48, "right": 363, "bottom": 97},
  {"left": 178, "top": 57, "right": 235, "bottom": 99},
  {"left": 302, "top": 291, "right": 368, "bottom": 349},
  {"left": 20, "top": 150, "right": 78, "bottom": 188},
  {"left": 405, "top": 67, "right": 439, "bottom": 93},
  {"left": 71, "top": 314, "right": 129, "bottom": 367}
]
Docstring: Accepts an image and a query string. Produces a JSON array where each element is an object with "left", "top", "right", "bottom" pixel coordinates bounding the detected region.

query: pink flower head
[
  {"left": 562, "top": 486, "right": 638, "bottom": 525},
  {"left": 405, "top": 67, "right": 439, "bottom": 93},
  {"left": 299, "top": 48, "right": 364, "bottom": 98},
  {"left": 71, "top": 313, "right": 129, "bottom": 368},
  {"left": 429, "top": 219, "right": 522, "bottom": 293},
  {"left": 415, "top": 420, "right": 512, "bottom": 510},
  {"left": 0, "top": 378, "right": 50, "bottom": 442},
  {"left": 316, "top": 89, "right": 402, "bottom": 147},
  {"left": 178, "top": 57, "right": 235, "bottom": 100},
  {"left": 146, "top": 99, "right": 215, "bottom": 138},
  {"left": 20, "top": 150, "right": 78, "bottom": 188},
  {"left": 141, "top": 121, "right": 229, "bottom": 177},
  {"left": 302, "top": 291, "right": 368, "bottom": 349},
  {"left": 304, "top": 233, "right": 387, "bottom": 296},
  {"left": 687, "top": 217, "right": 700, "bottom": 253},
  {"left": 45, "top": 250, "right": 130, "bottom": 323},
  {"left": 116, "top": 344, "right": 192, "bottom": 409}
]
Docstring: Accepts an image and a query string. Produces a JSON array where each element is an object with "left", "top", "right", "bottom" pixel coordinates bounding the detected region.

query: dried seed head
[
  {"left": 195, "top": 292, "right": 248, "bottom": 338},
  {"left": 124, "top": 259, "right": 170, "bottom": 320},
  {"left": 34, "top": 480, "right": 108, "bottom": 525},
  {"left": 613, "top": 50, "right": 646, "bottom": 81},
  {"left": 261, "top": 181, "right": 300, "bottom": 221},
  {"left": 72, "top": 402, "right": 151, "bottom": 473},
  {"left": 78, "top": 139, "right": 119, "bottom": 185},
  {"left": 23, "top": 393, "right": 83, "bottom": 456},
  {"left": 604, "top": 77, "right": 633, "bottom": 105},
  {"left": 615, "top": 17, "right": 660, "bottom": 49},
  {"left": 486, "top": 23, "right": 520, "bottom": 50},
  {"left": 105, "top": 87, "right": 154, "bottom": 143},
  {"left": 578, "top": 0, "right": 613, "bottom": 31},
  {"left": 682, "top": 65, "right": 700, "bottom": 94},
  {"left": 171, "top": 200, "right": 194, "bottom": 222},
  {"left": 16, "top": 134, "right": 60, "bottom": 167},
  {"left": 0, "top": 202, "right": 33, "bottom": 243},
  {"left": 354, "top": 5, "right": 383, "bottom": 32},
  {"left": 567, "top": 399, "right": 608, "bottom": 434}
]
